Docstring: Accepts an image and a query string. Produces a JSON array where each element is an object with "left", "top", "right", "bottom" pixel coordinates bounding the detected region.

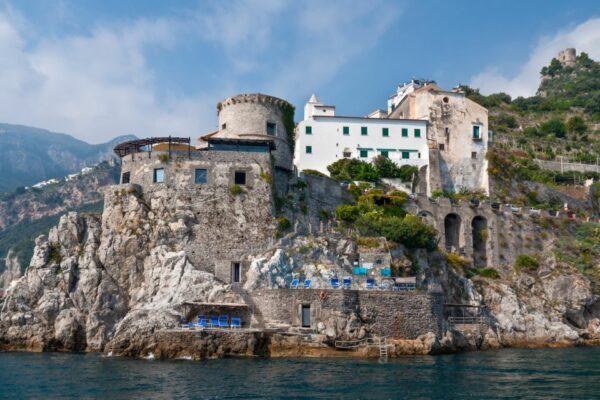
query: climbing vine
[{"left": 281, "top": 104, "right": 296, "bottom": 155}]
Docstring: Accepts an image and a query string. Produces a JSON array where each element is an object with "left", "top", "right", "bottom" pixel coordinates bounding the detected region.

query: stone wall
[
  {"left": 112, "top": 149, "right": 276, "bottom": 274},
  {"left": 250, "top": 289, "right": 443, "bottom": 339}
]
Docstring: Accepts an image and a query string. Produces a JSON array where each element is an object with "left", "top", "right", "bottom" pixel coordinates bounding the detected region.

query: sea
[{"left": 1, "top": 347, "right": 599, "bottom": 399}]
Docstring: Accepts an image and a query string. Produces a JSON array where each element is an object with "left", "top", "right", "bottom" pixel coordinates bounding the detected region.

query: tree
[
  {"left": 327, "top": 159, "right": 379, "bottom": 182},
  {"left": 541, "top": 58, "right": 563, "bottom": 77},
  {"left": 566, "top": 116, "right": 587, "bottom": 135},
  {"left": 539, "top": 118, "right": 566, "bottom": 138}
]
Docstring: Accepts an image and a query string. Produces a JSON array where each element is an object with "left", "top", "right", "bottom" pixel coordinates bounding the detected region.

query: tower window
[
  {"left": 153, "top": 168, "right": 164, "bottom": 183},
  {"left": 473, "top": 125, "right": 481, "bottom": 140},
  {"left": 401, "top": 128, "right": 408, "bottom": 137},
  {"left": 266, "top": 122, "right": 276, "bottom": 136},
  {"left": 472, "top": 152, "right": 477, "bottom": 159},
  {"left": 439, "top": 144, "right": 445, "bottom": 151},
  {"left": 305, "top": 126, "right": 312, "bottom": 134},
  {"left": 195, "top": 168, "right": 207, "bottom": 184},
  {"left": 234, "top": 171, "right": 246, "bottom": 185},
  {"left": 221, "top": 123, "right": 226, "bottom": 130},
  {"left": 121, "top": 172, "right": 130, "bottom": 184},
  {"left": 232, "top": 262, "right": 241, "bottom": 283},
  {"left": 343, "top": 126, "right": 349, "bottom": 135},
  {"left": 361, "top": 126, "right": 368, "bottom": 136},
  {"left": 306, "top": 145, "right": 312, "bottom": 154}
]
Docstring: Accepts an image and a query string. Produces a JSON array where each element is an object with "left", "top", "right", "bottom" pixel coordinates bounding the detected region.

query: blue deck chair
[
  {"left": 219, "top": 315, "right": 229, "bottom": 328},
  {"left": 231, "top": 317, "right": 241, "bottom": 329},
  {"left": 290, "top": 278, "right": 299, "bottom": 289},
  {"left": 330, "top": 278, "right": 340, "bottom": 289},
  {"left": 343, "top": 277, "right": 351, "bottom": 289},
  {"left": 366, "top": 278, "right": 375, "bottom": 289},
  {"left": 303, "top": 279, "right": 312, "bottom": 289},
  {"left": 197, "top": 316, "right": 209, "bottom": 329},
  {"left": 210, "top": 315, "right": 219, "bottom": 328}
]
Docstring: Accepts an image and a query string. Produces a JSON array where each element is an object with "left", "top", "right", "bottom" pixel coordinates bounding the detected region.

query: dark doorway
[
  {"left": 231, "top": 262, "right": 241, "bottom": 283},
  {"left": 301, "top": 305, "right": 311, "bottom": 328},
  {"left": 444, "top": 213, "right": 462, "bottom": 252},
  {"left": 472, "top": 216, "right": 488, "bottom": 267}
]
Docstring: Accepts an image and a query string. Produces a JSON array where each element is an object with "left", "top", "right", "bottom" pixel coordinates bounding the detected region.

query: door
[
  {"left": 301, "top": 304, "right": 311, "bottom": 328},
  {"left": 232, "top": 263, "right": 241, "bottom": 283}
]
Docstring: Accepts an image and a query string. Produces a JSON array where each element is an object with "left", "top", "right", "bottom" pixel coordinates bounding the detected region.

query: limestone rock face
[
  {"left": 0, "top": 249, "right": 22, "bottom": 295},
  {"left": 0, "top": 189, "right": 242, "bottom": 353}
]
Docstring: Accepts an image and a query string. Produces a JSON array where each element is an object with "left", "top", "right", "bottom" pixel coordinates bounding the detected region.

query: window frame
[
  {"left": 342, "top": 126, "right": 350, "bottom": 135},
  {"left": 401, "top": 151, "right": 410, "bottom": 159},
  {"left": 194, "top": 168, "right": 208, "bottom": 184},
  {"left": 401, "top": 128, "right": 408, "bottom": 137},
  {"left": 359, "top": 149, "right": 368, "bottom": 158},
  {"left": 305, "top": 145, "right": 312, "bottom": 154},
  {"left": 121, "top": 171, "right": 130, "bottom": 184},
  {"left": 415, "top": 128, "right": 421, "bottom": 138},
  {"left": 153, "top": 168, "right": 165, "bottom": 183},
  {"left": 234, "top": 171, "right": 247, "bottom": 185},
  {"left": 361, "top": 126, "right": 368, "bottom": 136},
  {"left": 266, "top": 121, "right": 277, "bottom": 136},
  {"left": 305, "top": 126, "right": 312, "bottom": 135},
  {"left": 382, "top": 127, "right": 389, "bottom": 137}
]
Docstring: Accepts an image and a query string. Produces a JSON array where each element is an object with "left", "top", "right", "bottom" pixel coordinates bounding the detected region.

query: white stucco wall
[{"left": 294, "top": 116, "right": 429, "bottom": 176}]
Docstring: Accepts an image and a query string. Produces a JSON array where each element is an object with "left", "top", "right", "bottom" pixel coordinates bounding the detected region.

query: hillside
[
  {"left": 460, "top": 51, "right": 600, "bottom": 212},
  {"left": 0, "top": 123, "right": 134, "bottom": 193}
]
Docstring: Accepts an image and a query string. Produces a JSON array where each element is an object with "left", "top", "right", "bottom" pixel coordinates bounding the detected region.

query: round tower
[
  {"left": 558, "top": 48, "right": 576, "bottom": 67},
  {"left": 217, "top": 93, "right": 295, "bottom": 170}
]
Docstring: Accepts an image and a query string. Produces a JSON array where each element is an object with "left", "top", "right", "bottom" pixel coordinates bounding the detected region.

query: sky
[{"left": 0, "top": 0, "right": 598, "bottom": 144}]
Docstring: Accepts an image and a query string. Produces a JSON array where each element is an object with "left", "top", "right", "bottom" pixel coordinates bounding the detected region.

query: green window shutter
[
  {"left": 306, "top": 145, "right": 312, "bottom": 154},
  {"left": 401, "top": 128, "right": 408, "bottom": 137},
  {"left": 381, "top": 150, "right": 389, "bottom": 158},
  {"left": 473, "top": 126, "right": 480, "bottom": 139},
  {"left": 360, "top": 149, "right": 368, "bottom": 158},
  {"left": 415, "top": 129, "right": 421, "bottom": 138},
  {"left": 402, "top": 151, "right": 409, "bottom": 159},
  {"left": 305, "top": 126, "right": 312, "bottom": 134},
  {"left": 382, "top": 128, "right": 389, "bottom": 137},
  {"left": 343, "top": 126, "right": 349, "bottom": 135},
  {"left": 361, "top": 126, "right": 368, "bottom": 136}
]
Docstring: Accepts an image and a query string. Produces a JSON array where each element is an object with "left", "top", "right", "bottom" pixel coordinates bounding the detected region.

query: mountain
[{"left": 0, "top": 123, "right": 135, "bottom": 193}]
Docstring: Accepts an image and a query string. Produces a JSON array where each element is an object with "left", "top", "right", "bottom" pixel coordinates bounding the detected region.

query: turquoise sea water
[{"left": 1, "top": 347, "right": 600, "bottom": 399}]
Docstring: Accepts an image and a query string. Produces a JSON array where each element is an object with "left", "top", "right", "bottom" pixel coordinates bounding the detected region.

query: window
[
  {"left": 195, "top": 168, "right": 207, "bottom": 184},
  {"left": 402, "top": 151, "right": 410, "bottom": 159},
  {"left": 471, "top": 152, "right": 477, "bottom": 159},
  {"left": 153, "top": 168, "right": 164, "bottom": 183},
  {"left": 361, "top": 126, "right": 368, "bottom": 136},
  {"left": 439, "top": 144, "right": 445, "bottom": 151},
  {"left": 343, "top": 148, "right": 352, "bottom": 158},
  {"left": 305, "top": 126, "right": 312, "bottom": 134},
  {"left": 232, "top": 262, "right": 241, "bottom": 283},
  {"left": 473, "top": 125, "right": 480, "bottom": 139},
  {"left": 418, "top": 152, "right": 421, "bottom": 158},
  {"left": 343, "top": 126, "right": 349, "bottom": 135},
  {"left": 266, "top": 122, "right": 276, "bottom": 136},
  {"left": 415, "top": 129, "right": 421, "bottom": 138},
  {"left": 380, "top": 150, "right": 389, "bottom": 158},
  {"left": 221, "top": 123, "right": 226, "bottom": 130},
  {"left": 234, "top": 171, "right": 246, "bottom": 185},
  {"left": 301, "top": 304, "right": 311, "bottom": 328},
  {"left": 359, "top": 149, "right": 368, "bottom": 158},
  {"left": 121, "top": 172, "right": 130, "bottom": 184},
  {"left": 305, "top": 145, "right": 312, "bottom": 154},
  {"left": 401, "top": 128, "right": 408, "bottom": 137},
  {"left": 382, "top": 127, "right": 389, "bottom": 137},
  {"left": 443, "top": 96, "right": 449, "bottom": 103}
]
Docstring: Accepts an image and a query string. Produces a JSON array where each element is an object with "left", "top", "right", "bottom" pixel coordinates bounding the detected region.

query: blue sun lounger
[
  {"left": 330, "top": 278, "right": 340, "bottom": 289},
  {"left": 290, "top": 278, "right": 299, "bottom": 289},
  {"left": 219, "top": 315, "right": 229, "bottom": 328},
  {"left": 303, "top": 279, "right": 312, "bottom": 289},
  {"left": 210, "top": 315, "right": 219, "bottom": 328},
  {"left": 231, "top": 317, "right": 241, "bottom": 329},
  {"left": 366, "top": 278, "right": 375, "bottom": 289},
  {"left": 343, "top": 277, "right": 351, "bottom": 289},
  {"left": 197, "top": 316, "right": 209, "bottom": 329}
]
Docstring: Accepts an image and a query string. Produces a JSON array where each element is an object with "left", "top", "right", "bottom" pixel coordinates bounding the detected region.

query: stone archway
[
  {"left": 471, "top": 216, "right": 488, "bottom": 267},
  {"left": 444, "top": 213, "right": 462, "bottom": 252}
]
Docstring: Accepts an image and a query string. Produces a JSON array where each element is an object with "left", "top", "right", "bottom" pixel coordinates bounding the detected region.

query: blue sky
[{"left": 0, "top": 0, "right": 598, "bottom": 143}]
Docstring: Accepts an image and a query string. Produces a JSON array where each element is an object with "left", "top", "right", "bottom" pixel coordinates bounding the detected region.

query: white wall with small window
[{"left": 294, "top": 115, "right": 429, "bottom": 176}]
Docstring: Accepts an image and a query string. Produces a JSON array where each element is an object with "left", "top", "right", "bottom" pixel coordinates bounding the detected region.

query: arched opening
[
  {"left": 472, "top": 216, "right": 488, "bottom": 267},
  {"left": 418, "top": 211, "right": 436, "bottom": 229},
  {"left": 444, "top": 213, "right": 462, "bottom": 252},
  {"left": 342, "top": 148, "right": 352, "bottom": 158}
]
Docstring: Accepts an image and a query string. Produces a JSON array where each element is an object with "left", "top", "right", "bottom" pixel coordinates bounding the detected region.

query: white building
[{"left": 294, "top": 95, "right": 429, "bottom": 177}]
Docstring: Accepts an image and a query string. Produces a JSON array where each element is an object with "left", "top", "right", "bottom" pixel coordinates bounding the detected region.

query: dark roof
[{"left": 113, "top": 137, "right": 191, "bottom": 157}]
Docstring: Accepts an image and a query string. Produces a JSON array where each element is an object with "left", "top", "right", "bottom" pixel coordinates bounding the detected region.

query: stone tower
[
  {"left": 216, "top": 93, "right": 295, "bottom": 171},
  {"left": 557, "top": 48, "right": 576, "bottom": 67}
]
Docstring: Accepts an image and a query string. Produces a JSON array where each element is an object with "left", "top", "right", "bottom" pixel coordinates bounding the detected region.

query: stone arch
[
  {"left": 471, "top": 216, "right": 488, "bottom": 267},
  {"left": 418, "top": 210, "right": 436, "bottom": 229},
  {"left": 444, "top": 213, "right": 462, "bottom": 252}
]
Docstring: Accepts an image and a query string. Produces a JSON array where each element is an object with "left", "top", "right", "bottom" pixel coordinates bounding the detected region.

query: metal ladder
[{"left": 378, "top": 337, "right": 388, "bottom": 364}]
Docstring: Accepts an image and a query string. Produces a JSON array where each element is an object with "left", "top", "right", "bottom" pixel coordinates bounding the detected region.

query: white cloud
[{"left": 470, "top": 17, "right": 600, "bottom": 97}]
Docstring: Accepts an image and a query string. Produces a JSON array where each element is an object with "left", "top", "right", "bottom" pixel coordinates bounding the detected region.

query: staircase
[{"left": 378, "top": 337, "right": 388, "bottom": 364}]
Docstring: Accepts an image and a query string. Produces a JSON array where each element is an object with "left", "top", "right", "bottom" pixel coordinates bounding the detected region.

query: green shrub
[
  {"left": 260, "top": 171, "right": 272, "bottom": 184},
  {"left": 515, "top": 255, "right": 539, "bottom": 271},
  {"left": 302, "top": 169, "right": 327, "bottom": 177},
  {"left": 446, "top": 253, "right": 470, "bottom": 270},
  {"left": 539, "top": 118, "right": 566, "bottom": 138},
  {"left": 474, "top": 268, "right": 500, "bottom": 279},
  {"left": 158, "top": 153, "right": 169, "bottom": 163},
  {"left": 48, "top": 243, "right": 62, "bottom": 265},
  {"left": 335, "top": 204, "right": 361, "bottom": 222},
  {"left": 357, "top": 237, "right": 380, "bottom": 248},
  {"left": 327, "top": 159, "right": 379, "bottom": 182},
  {"left": 319, "top": 208, "right": 329, "bottom": 220},
  {"left": 229, "top": 184, "right": 244, "bottom": 196},
  {"left": 276, "top": 216, "right": 292, "bottom": 237},
  {"left": 566, "top": 116, "right": 587, "bottom": 135}
]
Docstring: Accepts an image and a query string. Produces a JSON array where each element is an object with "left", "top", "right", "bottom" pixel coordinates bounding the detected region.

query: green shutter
[
  {"left": 415, "top": 129, "right": 421, "bottom": 138},
  {"left": 473, "top": 126, "right": 480, "bottom": 139},
  {"left": 306, "top": 145, "right": 312, "bottom": 154},
  {"left": 343, "top": 126, "right": 349, "bottom": 135},
  {"left": 401, "top": 128, "right": 408, "bottom": 137},
  {"left": 360, "top": 149, "right": 368, "bottom": 158},
  {"left": 382, "top": 127, "right": 389, "bottom": 137},
  {"left": 305, "top": 126, "right": 312, "bottom": 134},
  {"left": 361, "top": 126, "right": 368, "bottom": 136},
  {"left": 381, "top": 150, "right": 389, "bottom": 158},
  {"left": 402, "top": 151, "right": 409, "bottom": 159}
]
